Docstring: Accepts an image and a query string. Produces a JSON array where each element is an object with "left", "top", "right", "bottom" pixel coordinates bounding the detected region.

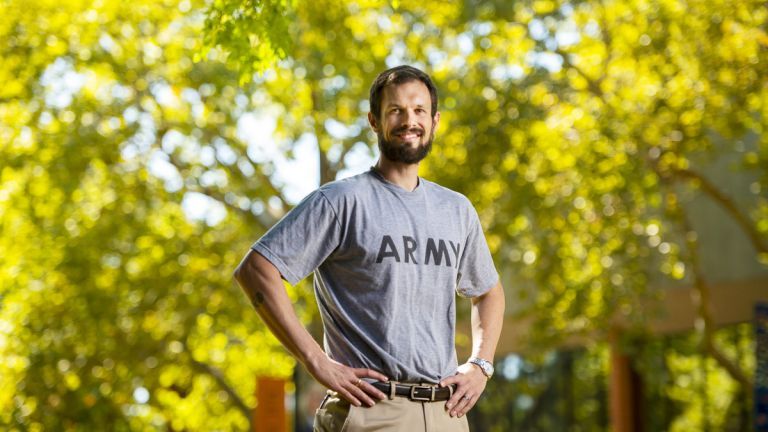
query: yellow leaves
[
  {"left": 0, "top": 71, "right": 25, "bottom": 100},
  {"left": 486, "top": 233, "right": 502, "bottom": 255},
  {"left": 527, "top": 84, "right": 555, "bottom": 108},
  {"left": 669, "top": 261, "right": 685, "bottom": 280},
  {"left": 584, "top": 282, "right": 604, "bottom": 319},
  {"left": 196, "top": 313, "right": 214, "bottom": 331},
  {"left": 156, "top": 362, "right": 251, "bottom": 430},
  {"left": 665, "top": 349, "right": 740, "bottom": 432},
  {"left": 552, "top": 286, "right": 576, "bottom": 318},
  {"left": 439, "top": 131, "right": 468, "bottom": 164},
  {"left": 64, "top": 371, "right": 82, "bottom": 391},
  {"left": 501, "top": 153, "right": 518, "bottom": 172},
  {"left": 717, "top": 18, "right": 765, "bottom": 65},
  {"left": 0, "top": 0, "right": 763, "bottom": 428},
  {"left": 532, "top": 0, "right": 556, "bottom": 14}
]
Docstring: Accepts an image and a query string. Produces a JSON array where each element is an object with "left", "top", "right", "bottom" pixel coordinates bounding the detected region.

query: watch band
[{"left": 468, "top": 357, "right": 494, "bottom": 379}]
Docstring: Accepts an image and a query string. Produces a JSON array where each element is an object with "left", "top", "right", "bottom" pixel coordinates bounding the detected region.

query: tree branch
[
  {"left": 678, "top": 206, "right": 754, "bottom": 391},
  {"left": 197, "top": 186, "right": 278, "bottom": 230},
  {"left": 163, "top": 151, "right": 280, "bottom": 229},
  {"left": 181, "top": 339, "right": 253, "bottom": 422},
  {"left": 334, "top": 132, "right": 369, "bottom": 175},
  {"left": 652, "top": 161, "right": 755, "bottom": 391},
  {"left": 154, "top": 112, "right": 291, "bottom": 224},
  {"left": 555, "top": 48, "right": 607, "bottom": 102},
  {"left": 597, "top": 0, "right": 614, "bottom": 75},
  {"left": 671, "top": 167, "right": 768, "bottom": 254}
]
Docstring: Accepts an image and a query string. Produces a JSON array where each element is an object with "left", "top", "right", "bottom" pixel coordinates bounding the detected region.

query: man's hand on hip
[
  {"left": 305, "top": 354, "right": 389, "bottom": 407},
  {"left": 439, "top": 362, "right": 488, "bottom": 417}
]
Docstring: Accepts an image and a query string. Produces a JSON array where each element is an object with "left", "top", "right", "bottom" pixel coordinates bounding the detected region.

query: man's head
[{"left": 368, "top": 65, "right": 440, "bottom": 164}]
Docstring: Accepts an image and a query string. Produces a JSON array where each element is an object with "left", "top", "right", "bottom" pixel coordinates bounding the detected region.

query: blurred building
[{"left": 459, "top": 138, "right": 768, "bottom": 431}]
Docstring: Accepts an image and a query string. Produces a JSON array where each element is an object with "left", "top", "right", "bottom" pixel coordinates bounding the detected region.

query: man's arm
[
  {"left": 233, "top": 250, "right": 388, "bottom": 406},
  {"left": 439, "top": 281, "right": 505, "bottom": 417}
]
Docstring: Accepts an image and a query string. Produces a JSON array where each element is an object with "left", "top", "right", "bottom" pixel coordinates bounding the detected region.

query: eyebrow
[{"left": 385, "top": 103, "right": 428, "bottom": 109}]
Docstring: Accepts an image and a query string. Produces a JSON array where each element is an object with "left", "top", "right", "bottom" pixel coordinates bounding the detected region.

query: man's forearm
[
  {"left": 470, "top": 281, "right": 505, "bottom": 362},
  {"left": 440, "top": 281, "right": 505, "bottom": 418},
  {"left": 233, "top": 251, "right": 325, "bottom": 367},
  {"left": 234, "top": 250, "right": 389, "bottom": 406}
]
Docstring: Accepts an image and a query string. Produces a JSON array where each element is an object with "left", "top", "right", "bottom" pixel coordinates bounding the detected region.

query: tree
[
  {"left": 2, "top": 0, "right": 766, "bottom": 429},
  {"left": 422, "top": 0, "right": 768, "bottom": 391},
  {"left": 204, "top": 0, "right": 767, "bottom": 377},
  {"left": 202, "top": 0, "right": 767, "bottom": 428},
  {"left": 0, "top": 0, "right": 309, "bottom": 428}
]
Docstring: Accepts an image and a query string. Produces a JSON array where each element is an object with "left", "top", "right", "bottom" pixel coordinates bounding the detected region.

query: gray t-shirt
[{"left": 252, "top": 169, "right": 498, "bottom": 383}]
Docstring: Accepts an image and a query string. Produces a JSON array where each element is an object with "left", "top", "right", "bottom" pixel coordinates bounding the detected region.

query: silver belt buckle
[{"left": 409, "top": 384, "right": 435, "bottom": 401}]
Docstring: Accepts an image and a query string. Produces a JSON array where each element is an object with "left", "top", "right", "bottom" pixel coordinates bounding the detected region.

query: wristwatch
[{"left": 468, "top": 357, "right": 494, "bottom": 379}]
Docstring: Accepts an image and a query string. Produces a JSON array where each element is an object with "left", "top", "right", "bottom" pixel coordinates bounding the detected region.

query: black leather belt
[{"left": 370, "top": 381, "right": 455, "bottom": 402}]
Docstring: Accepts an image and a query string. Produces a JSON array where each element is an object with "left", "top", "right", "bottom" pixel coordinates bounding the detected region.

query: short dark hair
[{"left": 369, "top": 65, "right": 438, "bottom": 121}]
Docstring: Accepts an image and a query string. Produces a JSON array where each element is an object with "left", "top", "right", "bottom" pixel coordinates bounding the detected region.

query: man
[{"left": 234, "top": 65, "right": 505, "bottom": 431}]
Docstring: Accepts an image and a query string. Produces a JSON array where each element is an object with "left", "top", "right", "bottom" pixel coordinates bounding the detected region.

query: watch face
[{"left": 471, "top": 358, "right": 494, "bottom": 377}]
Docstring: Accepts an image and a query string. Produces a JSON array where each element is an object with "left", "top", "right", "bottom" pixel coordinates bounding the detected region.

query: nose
[{"left": 401, "top": 109, "right": 418, "bottom": 128}]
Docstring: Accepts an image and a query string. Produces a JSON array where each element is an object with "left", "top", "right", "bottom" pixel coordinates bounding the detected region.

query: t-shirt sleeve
[
  {"left": 251, "top": 190, "right": 341, "bottom": 285},
  {"left": 456, "top": 207, "right": 499, "bottom": 298}
]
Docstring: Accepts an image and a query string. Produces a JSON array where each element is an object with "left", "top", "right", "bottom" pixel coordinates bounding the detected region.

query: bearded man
[{"left": 234, "top": 65, "right": 505, "bottom": 432}]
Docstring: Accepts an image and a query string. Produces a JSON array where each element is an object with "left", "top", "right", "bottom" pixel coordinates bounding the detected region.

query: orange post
[
  {"left": 609, "top": 328, "right": 643, "bottom": 432},
  {"left": 253, "top": 377, "right": 287, "bottom": 432}
]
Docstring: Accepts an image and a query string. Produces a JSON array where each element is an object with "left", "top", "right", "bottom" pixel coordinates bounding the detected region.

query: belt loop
[
  {"left": 389, "top": 382, "right": 396, "bottom": 400},
  {"left": 430, "top": 386, "right": 436, "bottom": 402}
]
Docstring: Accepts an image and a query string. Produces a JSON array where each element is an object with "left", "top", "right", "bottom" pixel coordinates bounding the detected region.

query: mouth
[{"left": 394, "top": 128, "right": 424, "bottom": 142}]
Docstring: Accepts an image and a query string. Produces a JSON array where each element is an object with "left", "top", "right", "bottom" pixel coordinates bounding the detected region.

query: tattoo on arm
[{"left": 249, "top": 291, "right": 265, "bottom": 309}]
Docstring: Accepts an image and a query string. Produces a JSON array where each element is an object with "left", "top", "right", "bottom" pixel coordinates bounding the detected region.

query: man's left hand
[{"left": 439, "top": 362, "right": 488, "bottom": 418}]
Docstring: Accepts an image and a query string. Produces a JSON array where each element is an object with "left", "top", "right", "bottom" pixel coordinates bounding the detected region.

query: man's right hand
[
  {"left": 305, "top": 354, "right": 389, "bottom": 407},
  {"left": 234, "top": 252, "right": 388, "bottom": 407}
]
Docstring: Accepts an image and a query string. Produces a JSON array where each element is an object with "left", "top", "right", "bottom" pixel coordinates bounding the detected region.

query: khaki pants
[{"left": 313, "top": 391, "right": 470, "bottom": 432}]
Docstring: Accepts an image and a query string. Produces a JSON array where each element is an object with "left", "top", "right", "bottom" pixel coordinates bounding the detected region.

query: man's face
[{"left": 369, "top": 80, "right": 440, "bottom": 164}]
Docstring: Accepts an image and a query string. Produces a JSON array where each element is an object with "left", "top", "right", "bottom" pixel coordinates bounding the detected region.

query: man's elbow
[
  {"left": 233, "top": 251, "right": 259, "bottom": 286},
  {"left": 234, "top": 250, "right": 281, "bottom": 289},
  {"left": 476, "top": 281, "right": 505, "bottom": 306}
]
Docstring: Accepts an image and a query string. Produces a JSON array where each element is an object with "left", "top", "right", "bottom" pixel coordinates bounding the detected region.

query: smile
[
  {"left": 398, "top": 133, "right": 421, "bottom": 140},
  {"left": 395, "top": 129, "right": 424, "bottom": 141}
]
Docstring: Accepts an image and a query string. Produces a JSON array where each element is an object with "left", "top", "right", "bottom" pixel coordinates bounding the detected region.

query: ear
[
  {"left": 368, "top": 112, "right": 380, "bottom": 133},
  {"left": 432, "top": 111, "right": 440, "bottom": 130}
]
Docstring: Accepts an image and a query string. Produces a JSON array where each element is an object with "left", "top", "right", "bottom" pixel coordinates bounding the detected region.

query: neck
[{"left": 373, "top": 158, "right": 420, "bottom": 191}]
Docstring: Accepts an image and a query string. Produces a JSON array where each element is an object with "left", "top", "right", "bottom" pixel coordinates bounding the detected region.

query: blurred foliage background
[{"left": 1, "top": 0, "right": 766, "bottom": 430}]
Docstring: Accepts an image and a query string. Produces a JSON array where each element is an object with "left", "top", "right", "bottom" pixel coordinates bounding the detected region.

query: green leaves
[
  {"left": 201, "top": 0, "right": 295, "bottom": 83},
  {"left": 2, "top": 0, "right": 766, "bottom": 428},
  {"left": 0, "top": 0, "right": 312, "bottom": 428}
]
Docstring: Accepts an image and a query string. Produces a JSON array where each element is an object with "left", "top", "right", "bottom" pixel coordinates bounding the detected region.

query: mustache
[{"left": 392, "top": 126, "right": 425, "bottom": 135}]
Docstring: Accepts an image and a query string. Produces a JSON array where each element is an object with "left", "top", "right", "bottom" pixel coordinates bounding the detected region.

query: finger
[
  {"left": 439, "top": 374, "right": 461, "bottom": 387},
  {"left": 337, "top": 387, "right": 362, "bottom": 407},
  {"left": 358, "top": 380, "right": 387, "bottom": 400},
  {"left": 459, "top": 395, "right": 477, "bottom": 417},
  {"left": 444, "top": 380, "right": 470, "bottom": 410},
  {"left": 450, "top": 394, "right": 473, "bottom": 417},
  {"left": 445, "top": 389, "right": 468, "bottom": 414},
  {"left": 349, "top": 376, "right": 386, "bottom": 401},
  {"left": 346, "top": 378, "right": 376, "bottom": 406},
  {"left": 356, "top": 368, "right": 389, "bottom": 382},
  {"left": 346, "top": 380, "right": 377, "bottom": 407}
]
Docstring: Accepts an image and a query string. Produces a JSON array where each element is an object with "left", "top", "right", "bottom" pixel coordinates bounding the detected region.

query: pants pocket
[{"left": 313, "top": 393, "right": 351, "bottom": 432}]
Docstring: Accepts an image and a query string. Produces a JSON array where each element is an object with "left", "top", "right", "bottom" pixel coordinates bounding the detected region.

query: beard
[{"left": 377, "top": 125, "right": 435, "bottom": 164}]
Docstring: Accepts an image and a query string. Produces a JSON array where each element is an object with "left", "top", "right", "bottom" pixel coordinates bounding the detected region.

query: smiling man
[{"left": 234, "top": 65, "right": 505, "bottom": 431}]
